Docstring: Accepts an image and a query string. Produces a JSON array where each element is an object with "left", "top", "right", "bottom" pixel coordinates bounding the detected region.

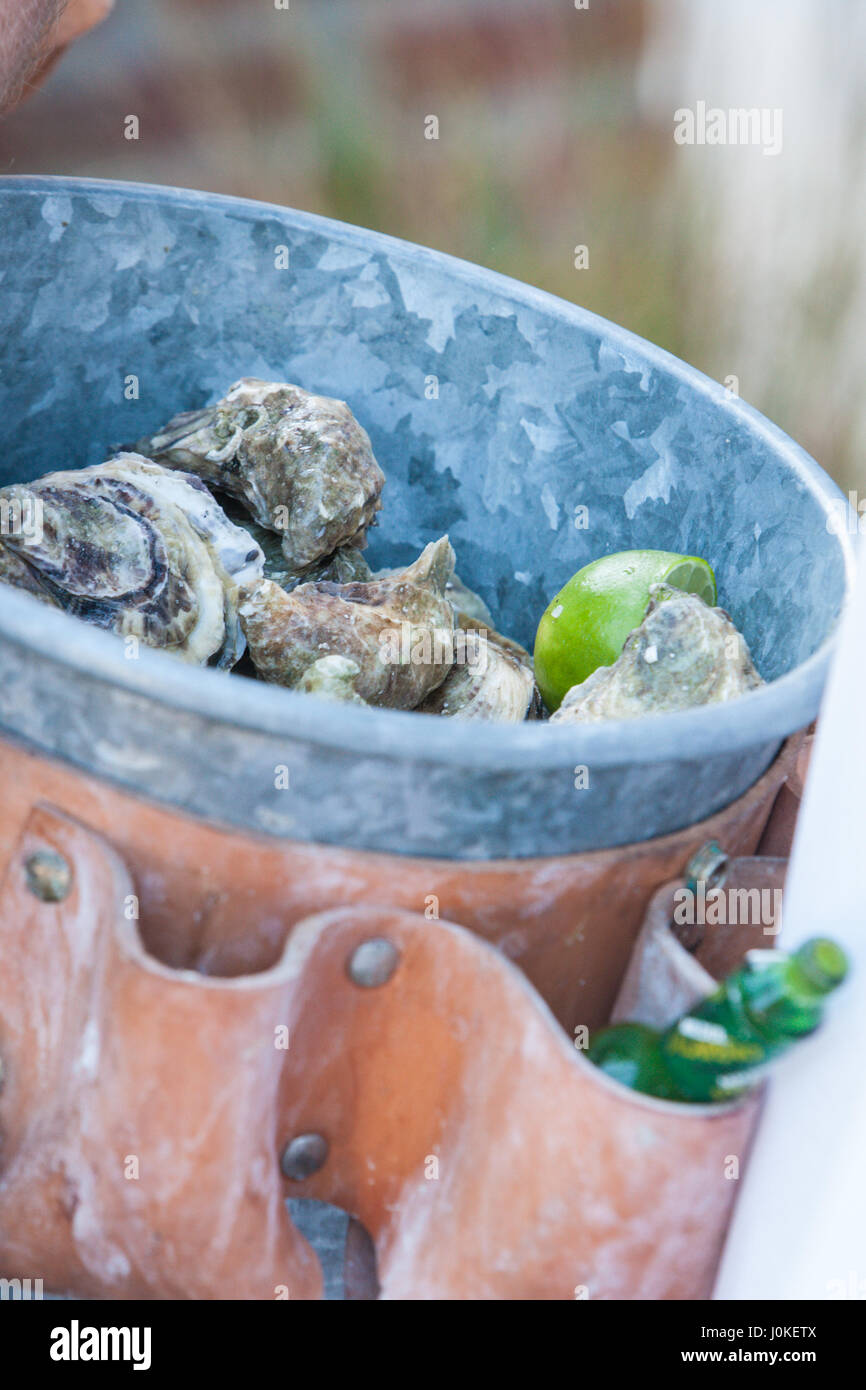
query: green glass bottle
[{"left": 588, "top": 937, "right": 848, "bottom": 1103}]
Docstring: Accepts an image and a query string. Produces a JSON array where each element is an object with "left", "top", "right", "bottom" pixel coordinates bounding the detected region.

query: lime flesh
[{"left": 533, "top": 550, "right": 718, "bottom": 713}]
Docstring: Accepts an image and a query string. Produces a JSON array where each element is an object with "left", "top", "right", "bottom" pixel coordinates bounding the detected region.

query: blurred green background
[{"left": 2, "top": 0, "right": 863, "bottom": 494}]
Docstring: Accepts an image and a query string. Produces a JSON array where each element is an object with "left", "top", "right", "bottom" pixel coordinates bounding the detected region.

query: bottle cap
[{"left": 795, "top": 937, "right": 848, "bottom": 993}]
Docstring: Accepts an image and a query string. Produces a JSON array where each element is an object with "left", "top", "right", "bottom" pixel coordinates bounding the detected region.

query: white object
[{"left": 714, "top": 529, "right": 865, "bottom": 1300}]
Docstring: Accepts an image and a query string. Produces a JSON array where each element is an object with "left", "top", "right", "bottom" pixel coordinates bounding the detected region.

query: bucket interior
[{"left": 0, "top": 180, "right": 850, "bottom": 681}]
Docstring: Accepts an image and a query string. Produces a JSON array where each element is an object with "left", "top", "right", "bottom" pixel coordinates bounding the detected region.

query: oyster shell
[
  {"left": 371, "top": 564, "right": 492, "bottom": 623},
  {"left": 0, "top": 455, "right": 264, "bottom": 666},
  {"left": 294, "top": 655, "right": 367, "bottom": 704},
  {"left": 239, "top": 535, "right": 457, "bottom": 709},
  {"left": 417, "top": 613, "right": 536, "bottom": 721},
  {"left": 137, "top": 378, "right": 385, "bottom": 573},
  {"left": 551, "top": 585, "right": 764, "bottom": 724}
]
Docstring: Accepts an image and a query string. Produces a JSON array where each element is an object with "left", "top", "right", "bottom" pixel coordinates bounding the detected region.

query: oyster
[
  {"left": 417, "top": 614, "right": 536, "bottom": 721},
  {"left": 137, "top": 378, "right": 385, "bottom": 573},
  {"left": 0, "top": 455, "right": 264, "bottom": 666},
  {"left": 294, "top": 655, "right": 367, "bottom": 705},
  {"left": 551, "top": 585, "right": 763, "bottom": 724},
  {"left": 240, "top": 535, "right": 457, "bottom": 709}
]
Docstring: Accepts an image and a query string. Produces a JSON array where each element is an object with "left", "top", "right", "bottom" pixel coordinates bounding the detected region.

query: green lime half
[{"left": 533, "top": 549, "right": 718, "bottom": 712}]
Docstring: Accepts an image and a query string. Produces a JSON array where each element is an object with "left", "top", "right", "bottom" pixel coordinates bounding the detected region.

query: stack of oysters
[
  {"left": 0, "top": 378, "right": 537, "bottom": 720},
  {"left": 0, "top": 377, "right": 763, "bottom": 723}
]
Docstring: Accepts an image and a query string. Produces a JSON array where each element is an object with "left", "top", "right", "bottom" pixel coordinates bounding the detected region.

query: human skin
[{"left": 0, "top": 0, "right": 113, "bottom": 113}]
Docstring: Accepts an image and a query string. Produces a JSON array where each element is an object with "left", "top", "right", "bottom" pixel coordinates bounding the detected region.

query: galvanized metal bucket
[{"left": 0, "top": 176, "right": 854, "bottom": 857}]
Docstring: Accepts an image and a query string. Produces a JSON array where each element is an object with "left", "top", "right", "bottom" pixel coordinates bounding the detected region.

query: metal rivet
[
  {"left": 24, "top": 850, "right": 73, "bottom": 903},
  {"left": 673, "top": 840, "right": 730, "bottom": 952},
  {"left": 684, "top": 840, "right": 729, "bottom": 897},
  {"left": 280, "top": 1133, "right": 329, "bottom": 1182},
  {"left": 346, "top": 937, "right": 400, "bottom": 989}
]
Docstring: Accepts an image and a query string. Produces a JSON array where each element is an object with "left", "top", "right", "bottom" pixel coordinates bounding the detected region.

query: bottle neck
[{"left": 728, "top": 953, "right": 828, "bottom": 1042}]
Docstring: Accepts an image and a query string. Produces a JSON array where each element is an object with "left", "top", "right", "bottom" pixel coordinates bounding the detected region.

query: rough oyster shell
[
  {"left": 371, "top": 564, "right": 491, "bottom": 623},
  {"left": 137, "top": 378, "right": 385, "bottom": 573},
  {"left": 240, "top": 535, "right": 457, "bottom": 709},
  {"left": 417, "top": 613, "right": 536, "bottom": 721},
  {"left": 0, "top": 455, "right": 264, "bottom": 667},
  {"left": 294, "top": 655, "right": 367, "bottom": 704},
  {"left": 550, "top": 585, "right": 764, "bottom": 724}
]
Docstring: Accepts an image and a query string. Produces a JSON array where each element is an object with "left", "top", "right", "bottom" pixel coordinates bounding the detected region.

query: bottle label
[
  {"left": 713, "top": 1062, "right": 773, "bottom": 1095},
  {"left": 666, "top": 1025, "right": 764, "bottom": 1066},
  {"left": 676, "top": 1017, "right": 730, "bottom": 1046}
]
